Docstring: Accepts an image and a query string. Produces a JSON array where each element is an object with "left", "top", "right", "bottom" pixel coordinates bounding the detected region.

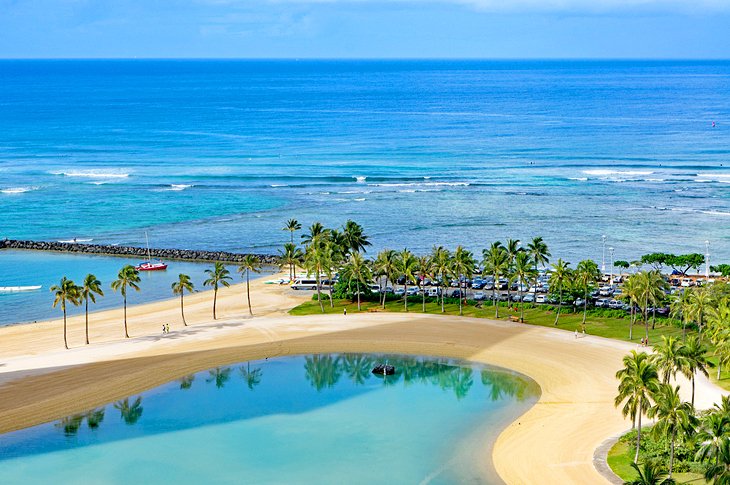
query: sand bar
[{"left": 0, "top": 277, "right": 725, "bottom": 484}]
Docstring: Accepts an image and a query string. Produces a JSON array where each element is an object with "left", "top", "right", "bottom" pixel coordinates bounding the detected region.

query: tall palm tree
[
  {"left": 171, "top": 273, "right": 194, "bottom": 326},
  {"left": 50, "top": 277, "right": 81, "bottom": 350},
  {"left": 279, "top": 242, "right": 303, "bottom": 282},
  {"left": 670, "top": 288, "right": 693, "bottom": 342},
  {"left": 283, "top": 218, "right": 302, "bottom": 244},
  {"left": 682, "top": 335, "right": 712, "bottom": 407},
  {"left": 340, "top": 252, "right": 372, "bottom": 311},
  {"left": 513, "top": 251, "right": 537, "bottom": 323},
  {"left": 417, "top": 255, "right": 434, "bottom": 313},
  {"left": 431, "top": 246, "right": 452, "bottom": 313},
  {"left": 648, "top": 383, "right": 696, "bottom": 477},
  {"left": 696, "top": 411, "right": 730, "bottom": 466},
  {"left": 79, "top": 273, "right": 104, "bottom": 345},
  {"left": 110, "top": 265, "right": 141, "bottom": 339},
  {"left": 652, "top": 336, "right": 688, "bottom": 384},
  {"left": 615, "top": 350, "right": 660, "bottom": 463},
  {"left": 452, "top": 246, "right": 476, "bottom": 316},
  {"left": 321, "top": 241, "right": 342, "bottom": 308},
  {"left": 622, "top": 274, "right": 642, "bottom": 341},
  {"left": 708, "top": 298, "right": 730, "bottom": 379},
  {"left": 483, "top": 242, "right": 508, "bottom": 318},
  {"left": 527, "top": 236, "right": 551, "bottom": 272},
  {"left": 638, "top": 270, "right": 669, "bottom": 339},
  {"left": 238, "top": 255, "right": 261, "bottom": 316},
  {"left": 549, "top": 258, "right": 571, "bottom": 326},
  {"left": 203, "top": 262, "right": 232, "bottom": 320},
  {"left": 374, "top": 249, "right": 398, "bottom": 309},
  {"left": 688, "top": 286, "right": 713, "bottom": 340},
  {"left": 575, "top": 259, "right": 600, "bottom": 330},
  {"left": 624, "top": 461, "right": 676, "bottom": 485},
  {"left": 504, "top": 239, "right": 521, "bottom": 305},
  {"left": 341, "top": 219, "right": 371, "bottom": 255},
  {"left": 303, "top": 241, "right": 327, "bottom": 313},
  {"left": 397, "top": 249, "right": 418, "bottom": 312},
  {"left": 301, "top": 221, "right": 328, "bottom": 246}
]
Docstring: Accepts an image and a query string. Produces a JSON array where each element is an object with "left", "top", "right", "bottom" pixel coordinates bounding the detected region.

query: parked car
[
  {"left": 608, "top": 300, "right": 623, "bottom": 309},
  {"left": 523, "top": 294, "right": 535, "bottom": 303},
  {"left": 473, "top": 291, "right": 486, "bottom": 301},
  {"left": 426, "top": 287, "right": 441, "bottom": 297},
  {"left": 574, "top": 298, "right": 585, "bottom": 307},
  {"left": 394, "top": 288, "right": 405, "bottom": 296},
  {"left": 406, "top": 287, "right": 419, "bottom": 296},
  {"left": 451, "top": 289, "right": 465, "bottom": 298},
  {"left": 594, "top": 298, "right": 608, "bottom": 308},
  {"left": 535, "top": 294, "right": 547, "bottom": 304},
  {"left": 381, "top": 286, "right": 394, "bottom": 294},
  {"left": 511, "top": 294, "right": 522, "bottom": 302}
]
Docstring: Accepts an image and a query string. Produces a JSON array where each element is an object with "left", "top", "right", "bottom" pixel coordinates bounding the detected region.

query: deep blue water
[
  {"left": 1, "top": 59, "right": 729, "bottom": 267},
  {"left": 0, "top": 354, "right": 539, "bottom": 484}
]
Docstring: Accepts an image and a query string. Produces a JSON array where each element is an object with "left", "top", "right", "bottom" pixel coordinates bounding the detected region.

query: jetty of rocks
[{"left": 0, "top": 239, "right": 279, "bottom": 265}]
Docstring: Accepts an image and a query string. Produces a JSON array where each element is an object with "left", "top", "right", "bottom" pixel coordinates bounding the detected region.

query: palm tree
[
  {"left": 670, "top": 288, "right": 693, "bottom": 342},
  {"left": 303, "top": 241, "right": 327, "bottom": 313},
  {"left": 652, "top": 336, "right": 688, "bottom": 384},
  {"left": 50, "top": 277, "right": 81, "bottom": 350},
  {"left": 452, "top": 246, "right": 476, "bottom": 316},
  {"left": 483, "top": 242, "right": 508, "bottom": 318},
  {"left": 171, "top": 273, "right": 194, "bottom": 326},
  {"left": 341, "top": 219, "right": 371, "bottom": 255},
  {"left": 696, "top": 412, "right": 730, "bottom": 466},
  {"left": 110, "top": 265, "right": 141, "bottom": 339},
  {"left": 549, "top": 258, "right": 571, "bottom": 326},
  {"left": 416, "top": 256, "right": 433, "bottom": 313},
  {"left": 301, "top": 222, "right": 328, "bottom": 246},
  {"left": 623, "top": 274, "right": 641, "bottom": 341},
  {"left": 79, "top": 273, "right": 104, "bottom": 345},
  {"left": 682, "top": 335, "right": 712, "bottom": 407},
  {"left": 703, "top": 438, "right": 730, "bottom": 484},
  {"left": 624, "top": 461, "right": 676, "bottom": 485},
  {"left": 689, "top": 286, "right": 713, "bottom": 340},
  {"left": 237, "top": 255, "right": 261, "bottom": 316},
  {"left": 513, "top": 251, "right": 537, "bottom": 322},
  {"left": 527, "top": 236, "right": 551, "bottom": 272},
  {"left": 575, "top": 260, "right": 600, "bottom": 330},
  {"left": 504, "top": 239, "right": 521, "bottom": 305},
  {"left": 615, "top": 351, "right": 660, "bottom": 463},
  {"left": 708, "top": 298, "right": 730, "bottom": 380},
  {"left": 203, "top": 262, "right": 232, "bottom": 320},
  {"left": 648, "top": 383, "right": 696, "bottom": 477},
  {"left": 206, "top": 367, "right": 232, "bottom": 389},
  {"left": 374, "top": 249, "right": 398, "bottom": 309},
  {"left": 397, "top": 249, "right": 418, "bottom": 312},
  {"left": 283, "top": 218, "right": 302, "bottom": 244},
  {"left": 278, "top": 242, "right": 303, "bottom": 282},
  {"left": 431, "top": 246, "right": 452, "bottom": 313},
  {"left": 340, "top": 252, "right": 373, "bottom": 311}
]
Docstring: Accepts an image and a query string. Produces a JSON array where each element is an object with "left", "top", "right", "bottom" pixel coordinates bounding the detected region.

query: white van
[
  {"left": 291, "top": 278, "right": 319, "bottom": 290},
  {"left": 368, "top": 283, "right": 381, "bottom": 293},
  {"left": 535, "top": 294, "right": 547, "bottom": 304},
  {"left": 427, "top": 287, "right": 441, "bottom": 297}
]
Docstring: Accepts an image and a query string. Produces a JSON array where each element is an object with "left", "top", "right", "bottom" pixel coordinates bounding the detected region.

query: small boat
[
  {"left": 0, "top": 285, "right": 42, "bottom": 292},
  {"left": 135, "top": 232, "right": 167, "bottom": 271},
  {"left": 372, "top": 364, "right": 396, "bottom": 376}
]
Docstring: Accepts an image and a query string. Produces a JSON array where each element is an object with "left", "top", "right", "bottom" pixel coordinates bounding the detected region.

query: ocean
[{"left": 1, "top": 60, "right": 729, "bottom": 317}]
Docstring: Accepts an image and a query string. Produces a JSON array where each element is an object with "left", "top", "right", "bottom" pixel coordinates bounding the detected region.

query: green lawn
[{"left": 608, "top": 440, "right": 708, "bottom": 484}]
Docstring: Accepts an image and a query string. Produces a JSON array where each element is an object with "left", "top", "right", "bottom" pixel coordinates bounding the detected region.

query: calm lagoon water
[
  {"left": 0, "top": 354, "right": 539, "bottom": 484},
  {"left": 0, "top": 250, "right": 276, "bottom": 326}
]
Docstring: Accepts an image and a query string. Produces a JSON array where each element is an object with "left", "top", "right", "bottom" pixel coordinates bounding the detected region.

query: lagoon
[{"left": 0, "top": 354, "right": 538, "bottom": 484}]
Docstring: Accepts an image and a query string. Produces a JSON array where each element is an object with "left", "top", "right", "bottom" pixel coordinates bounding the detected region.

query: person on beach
[{"left": 343, "top": 308, "right": 347, "bottom": 316}]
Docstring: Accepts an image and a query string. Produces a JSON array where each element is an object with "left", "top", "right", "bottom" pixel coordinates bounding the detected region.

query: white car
[
  {"left": 473, "top": 291, "right": 486, "bottom": 301},
  {"left": 535, "top": 294, "right": 547, "bottom": 304}
]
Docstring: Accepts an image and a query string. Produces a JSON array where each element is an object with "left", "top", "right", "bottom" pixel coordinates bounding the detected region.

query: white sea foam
[
  {"left": 58, "top": 238, "right": 93, "bottom": 243},
  {"left": 568, "top": 177, "right": 588, "bottom": 181},
  {"left": 1, "top": 186, "right": 38, "bottom": 194},
  {"left": 371, "top": 182, "right": 469, "bottom": 188},
  {"left": 51, "top": 170, "right": 130, "bottom": 179},
  {"left": 354, "top": 198, "right": 366, "bottom": 202},
  {"left": 354, "top": 176, "right": 367, "bottom": 183},
  {"left": 696, "top": 172, "right": 730, "bottom": 179},
  {"left": 583, "top": 169, "right": 654, "bottom": 176},
  {"left": 168, "top": 184, "right": 193, "bottom": 191}
]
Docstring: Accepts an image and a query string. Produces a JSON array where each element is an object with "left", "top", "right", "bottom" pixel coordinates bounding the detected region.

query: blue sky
[{"left": 1, "top": 0, "right": 729, "bottom": 58}]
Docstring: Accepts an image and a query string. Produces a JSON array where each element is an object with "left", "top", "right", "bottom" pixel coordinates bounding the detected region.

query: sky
[{"left": 0, "top": 0, "right": 729, "bottom": 58}]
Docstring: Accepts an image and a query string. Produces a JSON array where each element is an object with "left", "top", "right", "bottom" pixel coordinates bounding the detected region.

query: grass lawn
[{"left": 607, "top": 440, "right": 708, "bottom": 484}]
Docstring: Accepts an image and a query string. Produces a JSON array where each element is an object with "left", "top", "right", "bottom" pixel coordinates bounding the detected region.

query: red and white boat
[{"left": 135, "top": 232, "right": 168, "bottom": 271}]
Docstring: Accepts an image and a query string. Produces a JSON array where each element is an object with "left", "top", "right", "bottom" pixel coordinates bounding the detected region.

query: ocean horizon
[{"left": 2, "top": 58, "right": 729, "bottom": 264}]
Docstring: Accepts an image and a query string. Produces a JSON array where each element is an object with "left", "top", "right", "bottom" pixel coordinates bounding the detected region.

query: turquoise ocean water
[
  {"left": 1, "top": 60, "right": 729, "bottom": 323},
  {"left": 0, "top": 354, "right": 539, "bottom": 484}
]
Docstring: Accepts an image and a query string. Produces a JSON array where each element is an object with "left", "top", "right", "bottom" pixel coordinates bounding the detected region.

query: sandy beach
[{"left": 0, "top": 276, "right": 725, "bottom": 484}]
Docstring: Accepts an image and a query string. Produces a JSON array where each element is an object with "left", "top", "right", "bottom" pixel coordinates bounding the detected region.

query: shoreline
[{"left": 0, "top": 281, "right": 726, "bottom": 483}]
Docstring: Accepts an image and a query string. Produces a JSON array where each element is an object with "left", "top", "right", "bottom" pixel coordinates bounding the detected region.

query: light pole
[
  {"left": 609, "top": 247, "right": 615, "bottom": 286},
  {"left": 706, "top": 240, "right": 710, "bottom": 278},
  {"left": 601, "top": 235, "right": 607, "bottom": 273}
]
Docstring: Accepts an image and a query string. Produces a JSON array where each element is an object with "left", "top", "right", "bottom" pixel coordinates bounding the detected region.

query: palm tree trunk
[
  {"left": 692, "top": 375, "right": 696, "bottom": 408},
  {"left": 718, "top": 362, "right": 722, "bottom": 380},
  {"left": 652, "top": 307, "right": 656, "bottom": 330},
  {"left": 629, "top": 305, "right": 634, "bottom": 340},
  {"left": 458, "top": 281, "right": 463, "bottom": 316},
  {"left": 519, "top": 288, "right": 524, "bottom": 322},
  {"left": 635, "top": 411, "right": 642, "bottom": 463},
  {"left": 85, "top": 295, "right": 90, "bottom": 345},
  {"left": 382, "top": 276, "right": 388, "bottom": 309},
  {"left": 582, "top": 288, "right": 588, "bottom": 328},
  {"left": 441, "top": 282, "right": 445, "bottom": 313},
  {"left": 316, "top": 275, "right": 324, "bottom": 313},
  {"left": 554, "top": 291, "right": 562, "bottom": 325},
  {"left": 357, "top": 282, "right": 361, "bottom": 311},
  {"left": 422, "top": 283, "right": 426, "bottom": 313},
  {"left": 213, "top": 287, "right": 218, "bottom": 320},
  {"left": 644, "top": 296, "right": 649, "bottom": 341},
  {"left": 669, "top": 428, "right": 675, "bottom": 477},
  {"left": 181, "top": 293, "right": 187, "bottom": 326},
  {"left": 246, "top": 271, "right": 252, "bottom": 316},
  {"left": 123, "top": 295, "right": 129, "bottom": 338},
  {"left": 63, "top": 304, "right": 69, "bottom": 350},
  {"left": 494, "top": 276, "right": 500, "bottom": 319},
  {"left": 404, "top": 282, "right": 408, "bottom": 312},
  {"left": 329, "top": 278, "right": 334, "bottom": 308}
]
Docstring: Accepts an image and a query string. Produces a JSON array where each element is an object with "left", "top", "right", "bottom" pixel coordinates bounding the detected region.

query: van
[
  {"left": 368, "top": 283, "right": 381, "bottom": 293},
  {"left": 680, "top": 278, "right": 694, "bottom": 288},
  {"left": 427, "top": 287, "right": 441, "bottom": 297},
  {"left": 535, "top": 294, "right": 547, "bottom": 304},
  {"left": 291, "top": 278, "right": 319, "bottom": 290}
]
